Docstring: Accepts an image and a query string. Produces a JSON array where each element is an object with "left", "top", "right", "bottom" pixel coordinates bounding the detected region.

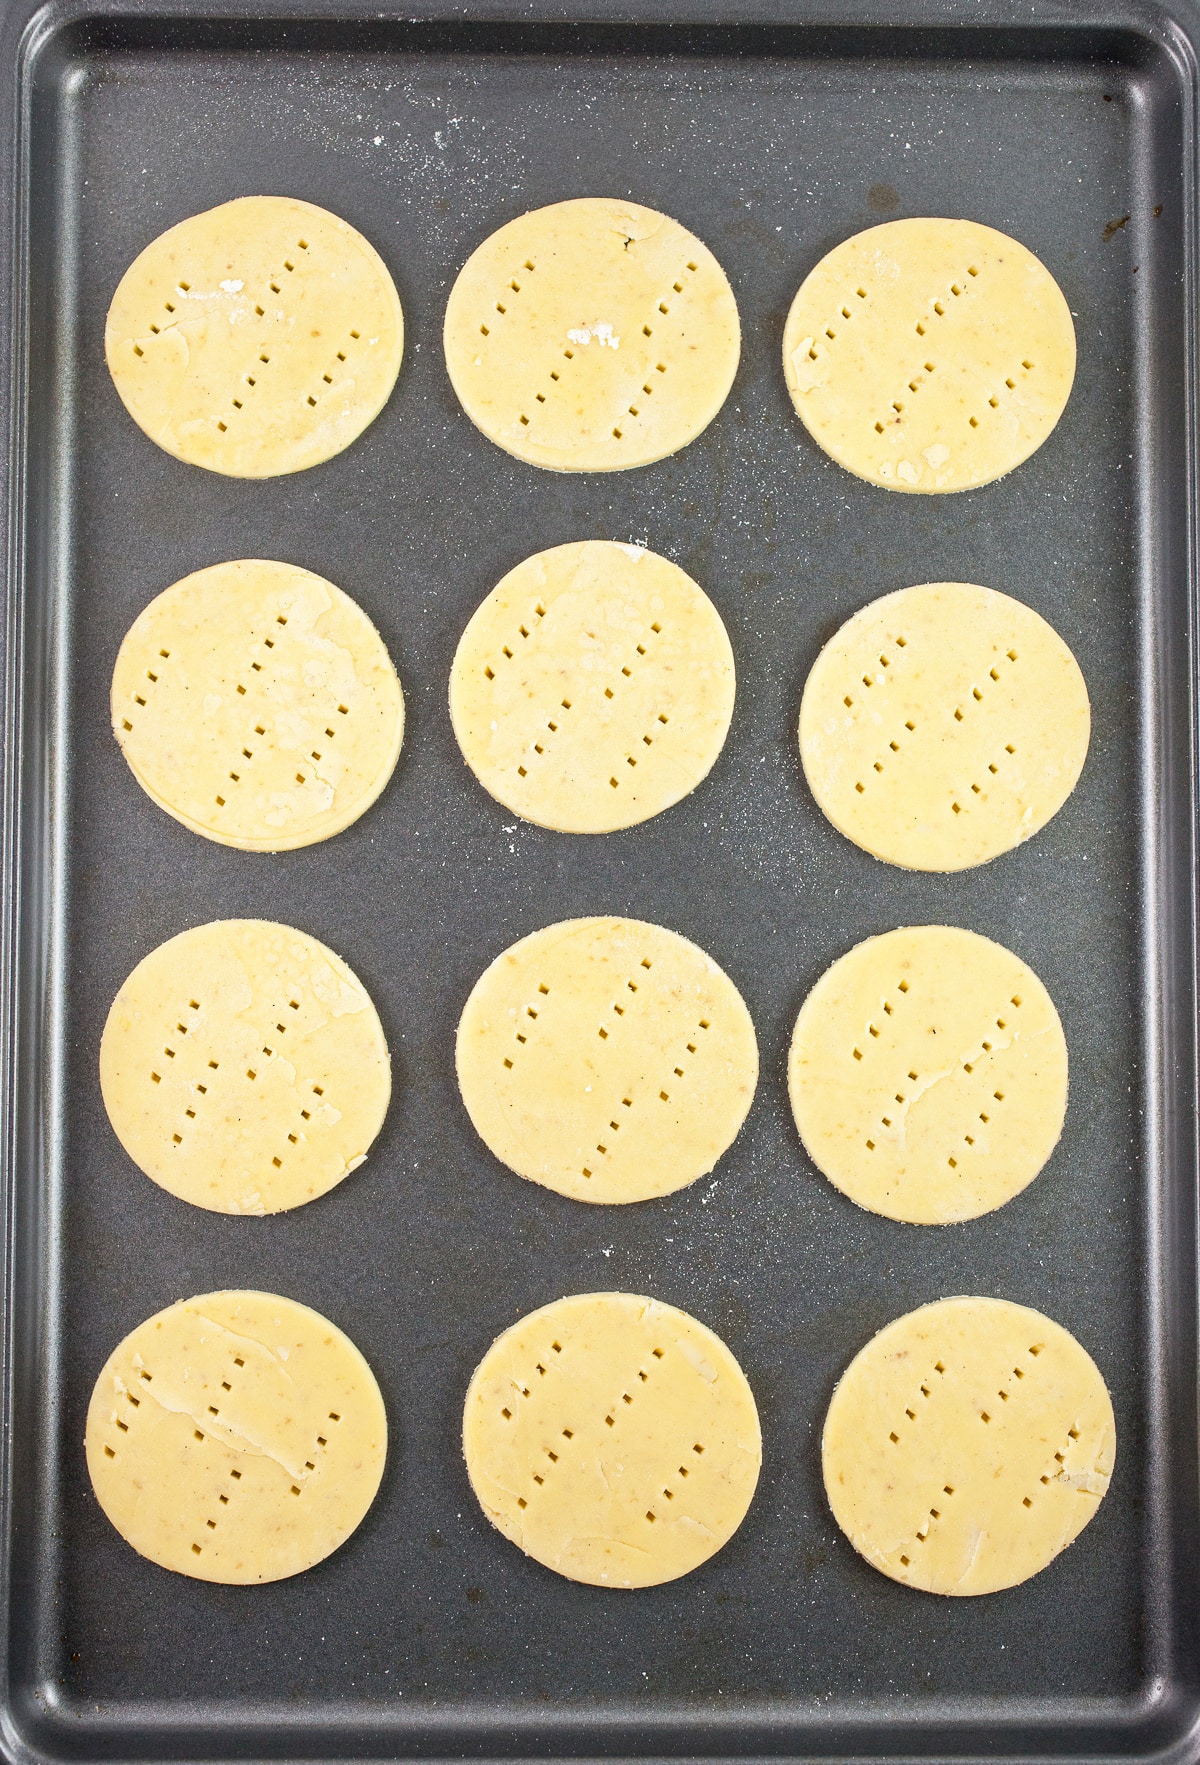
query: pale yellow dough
[
  {"left": 86, "top": 1290, "right": 387, "bottom": 1583},
  {"left": 106, "top": 196, "right": 403, "bottom": 476},
  {"left": 100, "top": 920, "right": 390, "bottom": 1215},
  {"left": 112, "top": 559, "right": 404, "bottom": 852},
  {"left": 456, "top": 917, "right": 757, "bottom": 1204},
  {"left": 443, "top": 198, "right": 739, "bottom": 471},
  {"left": 449, "top": 541, "right": 735, "bottom": 833},
  {"left": 823, "top": 1297, "right": 1114, "bottom": 1596},
  {"left": 783, "top": 217, "right": 1075, "bottom": 492},
  {"left": 799, "top": 582, "right": 1090, "bottom": 871},
  {"left": 789, "top": 926, "right": 1067, "bottom": 1225},
  {"left": 463, "top": 1292, "right": 761, "bottom": 1587}
]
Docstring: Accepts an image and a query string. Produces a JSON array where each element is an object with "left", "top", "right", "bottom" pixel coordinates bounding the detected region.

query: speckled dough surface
[
  {"left": 449, "top": 541, "right": 735, "bottom": 834},
  {"left": 106, "top": 196, "right": 403, "bottom": 476},
  {"left": 789, "top": 926, "right": 1068, "bottom": 1225},
  {"left": 823, "top": 1297, "right": 1114, "bottom": 1596},
  {"left": 112, "top": 559, "right": 404, "bottom": 852},
  {"left": 100, "top": 920, "right": 390, "bottom": 1215},
  {"left": 443, "top": 198, "right": 740, "bottom": 471},
  {"left": 783, "top": 217, "right": 1075, "bottom": 492},
  {"left": 463, "top": 1292, "right": 762, "bottom": 1587},
  {"left": 799, "top": 582, "right": 1090, "bottom": 871},
  {"left": 456, "top": 917, "right": 758, "bottom": 1204},
  {"left": 86, "top": 1291, "right": 387, "bottom": 1583}
]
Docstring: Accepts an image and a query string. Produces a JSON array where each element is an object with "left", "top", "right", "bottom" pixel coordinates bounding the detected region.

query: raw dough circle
[
  {"left": 106, "top": 195, "right": 403, "bottom": 477},
  {"left": 100, "top": 920, "right": 390, "bottom": 1215},
  {"left": 456, "top": 917, "right": 757, "bottom": 1204},
  {"left": 783, "top": 218, "right": 1075, "bottom": 492},
  {"left": 112, "top": 559, "right": 404, "bottom": 852},
  {"left": 799, "top": 582, "right": 1089, "bottom": 871},
  {"left": 789, "top": 926, "right": 1068, "bottom": 1225},
  {"left": 443, "top": 198, "right": 740, "bottom": 471},
  {"left": 86, "top": 1290, "right": 387, "bottom": 1583},
  {"left": 449, "top": 541, "right": 735, "bottom": 833},
  {"left": 823, "top": 1296, "right": 1114, "bottom": 1596},
  {"left": 463, "top": 1291, "right": 761, "bottom": 1587}
]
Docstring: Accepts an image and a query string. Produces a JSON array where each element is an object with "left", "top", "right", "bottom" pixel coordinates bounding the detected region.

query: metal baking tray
[{"left": 2, "top": 2, "right": 1199, "bottom": 1760}]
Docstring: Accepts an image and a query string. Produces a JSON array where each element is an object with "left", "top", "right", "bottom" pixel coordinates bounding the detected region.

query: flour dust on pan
[
  {"left": 106, "top": 196, "right": 403, "bottom": 476},
  {"left": 443, "top": 198, "right": 740, "bottom": 471},
  {"left": 100, "top": 920, "right": 390, "bottom": 1215},
  {"left": 783, "top": 218, "right": 1075, "bottom": 492},
  {"left": 463, "top": 1292, "right": 761, "bottom": 1586},
  {"left": 86, "top": 1291, "right": 387, "bottom": 1582}
]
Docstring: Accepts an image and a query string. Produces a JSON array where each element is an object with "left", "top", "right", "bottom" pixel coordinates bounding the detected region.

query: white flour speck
[{"left": 567, "top": 321, "right": 620, "bottom": 349}]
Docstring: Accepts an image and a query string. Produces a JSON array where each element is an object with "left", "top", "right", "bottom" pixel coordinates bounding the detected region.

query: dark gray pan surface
[{"left": 3, "top": 7, "right": 1199, "bottom": 1761}]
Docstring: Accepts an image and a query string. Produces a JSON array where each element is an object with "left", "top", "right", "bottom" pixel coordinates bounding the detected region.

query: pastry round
[
  {"left": 100, "top": 919, "right": 390, "bottom": 1215},
  {"left": 463, "top": 1291, "right": 761, "bottom": 1587},
  {"left": 789, "top": 926, "right": 1068, "bottom": 1225},
  {"left": 86, "top": 1290, "right": 387, "bottom": 1583},
  {"left": 456, "top": 916, "right": 757, "bottom": 1204},
  {"left": 449, "top": 540, "right": 735, "bottom": 834},
  {"left": 798, "top": 582, "right": 1089, "bottom": 871},
  {"left": 106, "top": 195, "right": 403, "bottom": 476},
  {"left": 823, "top": 1296, "right": 1114, "bottom": 1596},
  {"left": 443, "top": 198, "right": 739, "bottom": 471},
  {"left": 783, "top": 217, "right": 1075, "bottom": 492},
  {"left": 112, "top": 559, "right": 404, "bottom": 852}
]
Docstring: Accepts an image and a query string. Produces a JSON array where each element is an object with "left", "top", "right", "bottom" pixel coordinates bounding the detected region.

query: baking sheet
[{"left": 3, "top": 7, "right": 1199, "bottom": 1760}]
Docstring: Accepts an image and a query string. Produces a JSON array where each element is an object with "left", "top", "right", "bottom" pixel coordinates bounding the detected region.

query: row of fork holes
[
  {"left": 946, "top": 651, "right": 1018, "bottom": 810},
  {"left": 804, "top": 266, "right": 1031, "bottom": 436},
  {"left": 809, "top": 263, "right": 977, "bottom": 363},
  {"left": 584, "top": 1011, "right": 712, "bottom": 1175},
  {"left": 860, "top": 994, "right": 1024, "bottom": 1155},
  {"left": 105, "top": 1347, "right": 342, "bottom": 1552},
  {"left": 485, "top": 614, "right": 670, "bottom": 785},
  {"left": 876, "top": 361, "right": 1035, "bottom": 436},
  {"left": 127, "top": 238, "right": 340, "bottom": 421},
  {"left": 502, "top": 980, "right": 552, "bottom": 1065},
  {"left": 122, "top": 645, "right": 172, "bottom": 727},
  {"left": 847, "top": 645, "right": 1019, "bottom": 801},
  {"left": 892, "top": 1345, "right": 1068, "bottom": 1564},
  {"left": 189, "top": 1366, "right": 342, "bottom": 1556},
  {"left": 842, "top": 266, "right": 978, "bottom": 428},
  {"left": 164, "top": 239, "right": 352, "bottom": 431},
  {"left": 135, "top": 237, "right": 309, "bottom": 352},
  {"left": 124, "top": 620, "right": 351, "bottom": 792},
  {"left": 501, "top": 953, "right": 660, "bottom": 1060},
  {"left": 501, "top": 962, "right": 713, "bottom": 1177},
  {"left": 152, "top": 996, "right": 323, "bottom": 1168},
  {"left": 851, "top": 977, "right": 909, "bottom": 1072},
  {"left": 500, "top": 1342, "right": 705, "bottom": 1521},
  {"left": 214, "top": 621, "right": 350, "bottom": 807},
  {"left": 481, "top": 257, "right": 698, "bottom": 436},
  {"left": 606, "top": 621, "right": 667, "bottom": 784},
  {"left": 218, "top": 327, "right": 360, "bottom": 434},
  {"left": 889, "top": 1355, "right": 949, "bottom": 1562},
  {"left": 810, "top": 282, "right": 870, "bottom": 365}
]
